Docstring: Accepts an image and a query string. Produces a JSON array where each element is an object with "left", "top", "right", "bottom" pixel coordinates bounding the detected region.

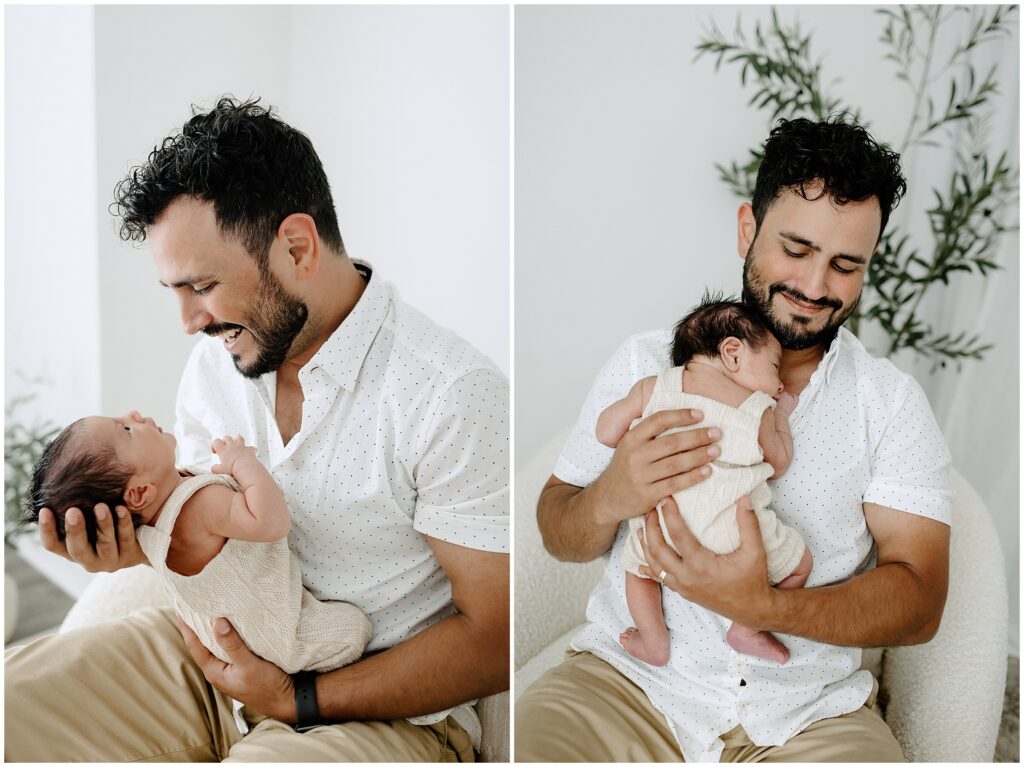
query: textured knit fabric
[
  {"left": 174, "top": 262, "right": 507, "bottom": 743},
  {"left": 621, "top": 367, "right": 806, "bottom": 585},
  {"left": 136, "top": 469, "right": 372, "bottom": 674},
  {"left": 552, "top": 327, "right": 952, "bottom": 762}
]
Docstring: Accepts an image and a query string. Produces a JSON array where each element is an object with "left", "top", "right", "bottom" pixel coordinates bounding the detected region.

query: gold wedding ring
[{"left": 657, "top": 570, "right": 668, "bottom": 584}]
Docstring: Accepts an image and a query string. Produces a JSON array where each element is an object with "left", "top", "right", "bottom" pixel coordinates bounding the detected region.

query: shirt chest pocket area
[{"left": 772, "top": 435, "right": 872, "bottom": 559}]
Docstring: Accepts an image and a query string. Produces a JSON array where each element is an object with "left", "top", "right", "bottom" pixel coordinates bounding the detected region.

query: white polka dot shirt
[
  {"left": 554, "top": 326, "right": 952, "bottom": 762},
  {"left": 173, "top": 263, "right": 509, "bottom": 736}
]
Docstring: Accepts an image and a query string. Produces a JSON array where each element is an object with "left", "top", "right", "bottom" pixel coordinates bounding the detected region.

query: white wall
[
  {"left": 515, "top": 5, "right": 1019, "bottom": 651},
  {"left": 93, "top": 5, "right": 293, "bottom": 429},
  {"left": 287, "top": 6, "right": 510, "bottom": 373},
  {"left": 5, "top": 6, "right": 101, "bottom": 427},
  {"left": 6, "top": 5, "right": 510, "bottom": 446}
]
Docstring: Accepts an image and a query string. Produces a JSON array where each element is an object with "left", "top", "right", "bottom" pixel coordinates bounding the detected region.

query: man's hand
[
  {"left": 38, "top": 504, "right": 149, "bottom": 572},
  {"left": 589, "top": 408, "right": 720, "bottom": 527},
  {"left": 638, "top": 495, "right": 774, "bottom": 628},
  {"left": 177, "top": 616, "right": 296, "bottom": 722}
]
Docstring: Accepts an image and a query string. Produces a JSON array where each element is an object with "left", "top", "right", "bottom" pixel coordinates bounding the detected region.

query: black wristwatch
[{"left": 292, "top": 671, "right": 329, "bottom": 732}]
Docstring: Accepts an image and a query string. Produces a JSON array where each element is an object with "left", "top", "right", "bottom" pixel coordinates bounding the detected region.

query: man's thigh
[
  {"left": 515, "top": 650, "right": 682, "bottom": 762},
  {"left": 747, "top": 701, "right": 904, "bottom": 763},
  {"left": 4, "top": 606, "right": 240, "bottom": 762},
  {"left": 226, "top": 714, "right": 476, "bottom": 762},
  {"left": 723, "top": 681, "right": 904, "bottom": 763}
]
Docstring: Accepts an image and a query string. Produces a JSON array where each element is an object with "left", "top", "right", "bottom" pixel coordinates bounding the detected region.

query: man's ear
[
  {"left": 278, "top": 213, "right": 321, "bottom": 279},
  {"left": 123, "top": 481, "right": 157, "bottom": 512},
  {"left": 719, "top": 337, "right": 743, "bottom": 371},
  {"left": 737, "top": 203, "right": 757, "bottom": 260}
]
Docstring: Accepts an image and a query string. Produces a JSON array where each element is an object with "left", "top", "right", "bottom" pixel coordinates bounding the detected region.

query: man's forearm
[
  {"left": 314, "top": 607, "right": 509, "bottom": 721},
  {"left": 761, "top": 562, "right": 945, "bottom": 647},
  {"left": 537, "top": 480, "right": 619, "bottom": 563}
]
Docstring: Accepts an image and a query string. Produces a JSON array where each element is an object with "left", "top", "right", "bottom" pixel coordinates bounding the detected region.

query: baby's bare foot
[
  {"left": 619, "top": 626, "right": 670, "bottom": 666},
  {"left": 726, "top": 623, "right": 790, "bottom": 664}
]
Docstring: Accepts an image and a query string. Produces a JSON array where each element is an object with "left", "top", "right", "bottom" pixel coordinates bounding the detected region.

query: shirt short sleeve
[
  {"left": 554, "top": 333, "right": 668, "bottom": 487},
  {"left": 863, "top": 376, "right": 953, "bottom": 525},
  {"left": 413, "top": 367, "right": 509, "bottom": 552}
]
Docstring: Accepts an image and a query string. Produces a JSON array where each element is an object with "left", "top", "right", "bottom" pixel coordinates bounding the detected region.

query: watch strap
[{"left": 292, "top": 671, "right": 325, "bottom": 732}]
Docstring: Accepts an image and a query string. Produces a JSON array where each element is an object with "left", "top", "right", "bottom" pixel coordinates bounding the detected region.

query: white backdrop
[
  {"left": 7, "top": 5, "right": 509, "bottom": 441},
  {"left": 515, "top": 5, "right": 1019, "bottom": 652}
]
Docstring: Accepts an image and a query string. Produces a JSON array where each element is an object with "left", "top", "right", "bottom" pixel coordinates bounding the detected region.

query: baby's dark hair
[
  {"left": 23, "top": 420, "right": 138, "bottom": 547},
  {"left": 671, "top": 291, "right": 775, "bottom": 367}
]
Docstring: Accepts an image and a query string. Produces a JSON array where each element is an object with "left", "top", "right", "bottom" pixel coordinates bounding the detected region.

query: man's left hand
[
  {"left": 639, "top": 495, "right": 775, "bottom": 628},
  {"left": 177, "top": 616, "right": 297, "bottom": 723}
]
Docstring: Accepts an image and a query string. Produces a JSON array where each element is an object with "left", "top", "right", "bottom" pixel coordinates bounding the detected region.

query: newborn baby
[
  {"left": 25, "top": 411, "right": 371, "bottom": 674},
  {"left": 597, "top": 295, "right": 812, "bottom": 666}
]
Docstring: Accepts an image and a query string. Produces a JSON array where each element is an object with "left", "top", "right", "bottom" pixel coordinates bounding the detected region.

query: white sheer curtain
[{"left": 869, "top": 17, "right": 1020, "bottom": 654}]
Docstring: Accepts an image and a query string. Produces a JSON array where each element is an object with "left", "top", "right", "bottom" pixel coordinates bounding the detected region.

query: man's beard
[
  {"left": 203, "top": 271, "right": 310, "bottom": 379},
  {"left": 741, "top": 254, "right": 859, "bottom": 351}
]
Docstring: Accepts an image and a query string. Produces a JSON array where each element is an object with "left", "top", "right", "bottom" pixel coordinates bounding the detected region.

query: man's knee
[{"left": 515, "top": 653, "right": 681, "bottom": 762}]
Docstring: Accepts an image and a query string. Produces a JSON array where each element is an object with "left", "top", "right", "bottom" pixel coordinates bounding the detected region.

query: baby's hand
[
  {"left": 211, "top": 435, "right": 258, "bottom": 476},
  {"left": 776, "top": 391, "right": 799, "bottom": 417}
]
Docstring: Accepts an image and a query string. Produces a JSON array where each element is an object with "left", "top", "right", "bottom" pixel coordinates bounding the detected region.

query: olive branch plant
[
  {"left": 5, "top": 378, "right": 61, "bottom": 545},
  {"left": 695, "top": 5, "right": 1019, "bottom": 369}
]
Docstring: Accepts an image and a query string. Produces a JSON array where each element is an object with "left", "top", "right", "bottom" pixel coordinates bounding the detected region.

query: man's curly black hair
[
  {"left": 751, "top": 115, "right": 907, "bottom": 242},
  {"left": 112, "top": 96, "right": 345, "bottom": 270}
]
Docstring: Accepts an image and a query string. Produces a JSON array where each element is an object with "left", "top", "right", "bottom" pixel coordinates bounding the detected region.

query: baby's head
[
  {"left": 671, "top": 293, "right": 784, "bottom": 398},
  {"left": 24, "top": 412, "right": 178, "bottom": 546}
]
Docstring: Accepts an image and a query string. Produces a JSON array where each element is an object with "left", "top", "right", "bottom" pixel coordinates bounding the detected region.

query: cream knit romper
[
  {"left": 137, "top": 470, "right": 372, "bottom": 674},
  {"left": 622, "top": 368, "right": 806, "bottom": 585}
]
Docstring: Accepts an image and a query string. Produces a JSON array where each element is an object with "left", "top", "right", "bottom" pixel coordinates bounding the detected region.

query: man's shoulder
[
  {"left": 385, "top": 293, "right": 506, "bottom": 386},
  {"left": 835, "top": 329, "right": 916, "bottom": 391},
  {"left": 600, "top": 328, "right": 673, "bottom": 380},
  {"left": 831, "top": 329, "right": 928, "bottom": 421}
]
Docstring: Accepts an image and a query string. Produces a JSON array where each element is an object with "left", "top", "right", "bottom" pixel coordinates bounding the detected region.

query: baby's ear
[
  {"left": 123, "top": 481, "right": 156, "bottom": 512},
  {"left": 719, "top": 337, "right": 743, "bottom": 370}
]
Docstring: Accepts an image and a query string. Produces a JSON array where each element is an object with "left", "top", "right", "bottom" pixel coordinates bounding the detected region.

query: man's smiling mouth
[{"left": 223, "top": 328, "right": 243, "bottom": 349}]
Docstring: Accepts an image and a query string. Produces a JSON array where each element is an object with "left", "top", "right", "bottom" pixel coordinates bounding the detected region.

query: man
[
  {"left": 6, "top": 97, "right": 509, "bottom": 761},
  {"left": 517, "top": 117, "right": 951, "bottom": 762}
]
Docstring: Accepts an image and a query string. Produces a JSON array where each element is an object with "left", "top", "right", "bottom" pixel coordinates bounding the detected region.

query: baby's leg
[
  {"left": 726, "top": 547, "right": 813, "bottom": 664},
  {"left": 621, "top": 572, "right": 671, "bottom": 666}
]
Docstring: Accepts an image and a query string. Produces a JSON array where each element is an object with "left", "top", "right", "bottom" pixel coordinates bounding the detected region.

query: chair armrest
[
  {"left": 881, "top": 468, "right": 1007, "bottom": 761},
  {"left": 515, "top": 428, "right": 604, "bottom": 669}
]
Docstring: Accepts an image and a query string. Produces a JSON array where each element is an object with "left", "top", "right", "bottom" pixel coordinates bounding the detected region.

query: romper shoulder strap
[
  {"left": 139, "top": 470, "right": 240, "bottom": 564},
  {"left": 737, "top": 390, "right": 777, "bottom": 418},
  {"left": 652, "top": 366, "right": 684, "bottom": 394}
]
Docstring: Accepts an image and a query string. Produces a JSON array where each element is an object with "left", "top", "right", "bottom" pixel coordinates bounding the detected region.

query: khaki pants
[
  {"left": 515, "top": 651, "right": 904, "bottom": 762},
  {"left": 5, "top": 607, "right": 475, "bottom": 762}
]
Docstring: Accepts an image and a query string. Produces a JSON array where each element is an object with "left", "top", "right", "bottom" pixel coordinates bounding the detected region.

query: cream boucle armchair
[{"left": 514, "top": 428, "right": 1008, "bottom": 762}]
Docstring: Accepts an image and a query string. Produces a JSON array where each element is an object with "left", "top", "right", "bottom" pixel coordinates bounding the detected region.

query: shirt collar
[
  {"left": 820, "top": 326, "right": 852, "bottom": 385},
  {"left": 301, "top": 260, "right": 390, "bottom": 392}
]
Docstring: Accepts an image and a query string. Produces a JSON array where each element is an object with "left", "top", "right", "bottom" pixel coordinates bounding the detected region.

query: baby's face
[
  {"left": 79, "top": 412, "right": 178, "bottom": 478},
  {"left": 733, "top": 337, "right": 784, "bottom": 399}
]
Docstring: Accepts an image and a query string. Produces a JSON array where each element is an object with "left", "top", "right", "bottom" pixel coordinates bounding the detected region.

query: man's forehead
[
  {"left": 767, "top": 188, "right": 881, "bottom": 252},
  {"left": 149, "top": 213, "right": 248, "bottom": 285}
]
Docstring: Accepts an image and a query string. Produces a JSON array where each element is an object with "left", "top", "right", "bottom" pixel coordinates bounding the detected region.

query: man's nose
[
  {"left": 179, "top": 295, "right": 213, "bottom": 335},
  {"left": 794, "top": 262, "right": 829, "bottom": 302}
]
